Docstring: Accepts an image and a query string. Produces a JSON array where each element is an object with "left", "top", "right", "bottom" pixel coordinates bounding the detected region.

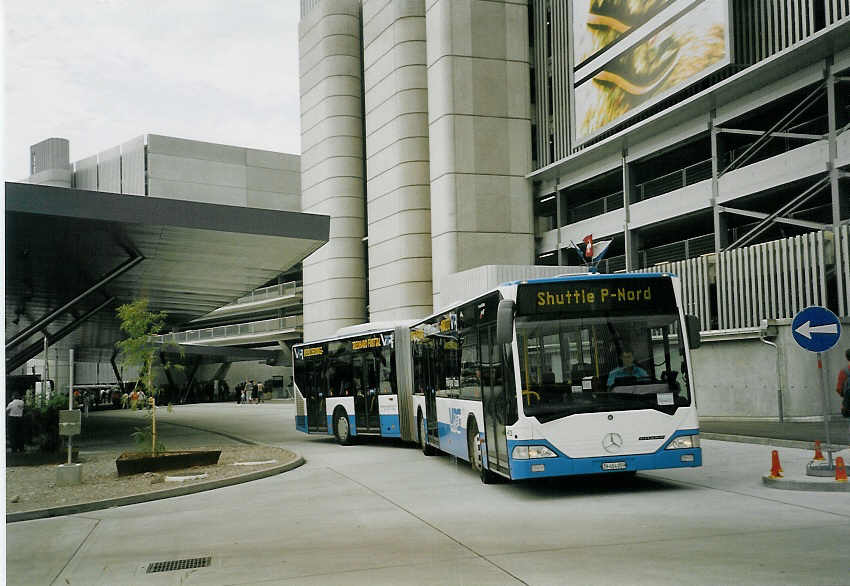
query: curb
[
  {"left": 702, "top": 433, "right": 848, "bottom": 451},
  {"left": 6, "top": 455, "right": 305, "bottom": 523},
  {"left": 761, "top": 475, "right": 850, "bottom": 492}
]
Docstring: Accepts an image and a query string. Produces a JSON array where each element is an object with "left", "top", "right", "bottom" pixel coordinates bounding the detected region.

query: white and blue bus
[
  {"left": 411, "top": 272, "right": 703, "bottom": 482},
  {"left": 293, "top": 323, "right": 416, "bottom": 444},
  {"left": 295, "top": 272, "right": 703, "bottom": 484}
]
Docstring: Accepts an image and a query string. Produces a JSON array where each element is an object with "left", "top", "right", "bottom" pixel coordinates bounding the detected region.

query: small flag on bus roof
[{"left": 582, "top": 234, "right": 593, "bottom": 258}]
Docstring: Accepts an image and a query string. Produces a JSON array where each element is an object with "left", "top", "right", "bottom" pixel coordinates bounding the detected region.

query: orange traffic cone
[
  {"left": 813, "top": 440, "right": 825, "bottom": 461},
  {"left": 835, "top": 457, "right": 847, "bottom": 483},
  {"left": 769, "top": 450, "right": 783, "bottom": 478}
]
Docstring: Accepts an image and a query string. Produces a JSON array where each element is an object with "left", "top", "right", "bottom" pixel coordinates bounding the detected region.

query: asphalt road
[{"left": 7, "top": 403, "right": 850, "bottom": 585}]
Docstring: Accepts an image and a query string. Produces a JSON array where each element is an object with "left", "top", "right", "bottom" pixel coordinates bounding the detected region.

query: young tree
[{"left": 115, "top": 298, "right": 177, "bottom": 455}]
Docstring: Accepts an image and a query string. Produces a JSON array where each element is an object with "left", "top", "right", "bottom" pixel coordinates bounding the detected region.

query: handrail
[
  {"left": 635, "top": 158, "right": 712, "bottom": 201},
  {"left": 233, "top": 281, "right": 301, "bottom": 305},
  {"left": 566, "top": 190, "right": 623, "bottom": 224},
  {"left": 157, "top": 315, "right": 304, "bottom": 344}
]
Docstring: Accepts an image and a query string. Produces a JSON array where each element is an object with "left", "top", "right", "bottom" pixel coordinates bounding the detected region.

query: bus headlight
[
  {"left": 665, "top": 434, "right": 700, "bottom": 449},
  {"left": 512, "top": 445, "right": 558, "bottom": 460}
]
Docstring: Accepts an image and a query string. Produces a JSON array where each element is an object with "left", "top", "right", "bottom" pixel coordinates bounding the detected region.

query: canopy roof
[{"left": 5, "top": 182, "right": 327, "bottom": 368}]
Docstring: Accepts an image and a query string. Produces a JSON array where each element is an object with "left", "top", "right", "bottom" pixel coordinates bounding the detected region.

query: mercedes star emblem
[{"left": 603, "top": 432, "right": 623, "bottom": 453}]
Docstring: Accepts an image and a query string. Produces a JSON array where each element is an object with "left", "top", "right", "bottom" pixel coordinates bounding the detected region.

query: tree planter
[{"left": 115, "top": 450, "right": 221, "bottom": 476}]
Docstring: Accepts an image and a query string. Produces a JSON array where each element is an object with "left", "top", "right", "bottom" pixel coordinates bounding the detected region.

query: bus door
[
  {"left": 305, "top": 369, "right": 326, "bottom": 433},
  {"left": 481, "top": 325, "right": 509, "bottom": 473},
  {"left": 424, "top": 341, "right": 439, "bottom": 446},
  {"left": 295, "top": 348, "right": 327, "bottom": 433},
  {"left": 307, "top": 392, "right": 326, "bottom": 432},
  {"left": 353, "top": 354, "right": 380, "bottom": 433}
]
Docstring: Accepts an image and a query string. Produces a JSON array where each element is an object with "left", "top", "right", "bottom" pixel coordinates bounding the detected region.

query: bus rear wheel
[
  {"left": 333, "top": 409, "right": 353, "bottom": 446},
  {"left": 418, "top": 412, "right": 435, "bottom": 456}
]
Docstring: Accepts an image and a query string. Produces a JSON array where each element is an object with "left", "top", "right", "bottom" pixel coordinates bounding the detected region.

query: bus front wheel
[
  {"left": 333, "top": 409, "right": 353, "bottom": 446},
  {"left": 418, "top": 412, "right": 435, "bottom": 456},
  {"left": 468, "top": 419, "right": 497, "bottom": 484}
]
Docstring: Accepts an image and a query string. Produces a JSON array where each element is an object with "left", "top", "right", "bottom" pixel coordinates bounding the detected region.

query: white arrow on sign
[{"left": 794, "top": 320, "right": 839, "bottom": 339}]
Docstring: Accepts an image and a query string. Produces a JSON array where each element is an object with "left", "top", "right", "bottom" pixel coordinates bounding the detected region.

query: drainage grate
[{"left": 146, "top": 556, "right": 211, "bottom": 574}]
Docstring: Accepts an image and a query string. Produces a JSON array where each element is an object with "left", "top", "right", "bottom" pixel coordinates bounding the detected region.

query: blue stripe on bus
[
  {"left": 507, "top": 429, "right": 702, "bottom": 480},
  {"left": 436, "top": 421, "right": 471, "bottom": 460},
  {"left": 295, "top": 415, "right": 307, "bottom": 432},
  {"left": 380, "top": 414, "right": 401, "bottom": 437}
]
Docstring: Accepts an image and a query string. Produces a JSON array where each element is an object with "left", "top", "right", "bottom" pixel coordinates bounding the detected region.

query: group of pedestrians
[
  {"left": 236, "top": 379, "right": 265, "bottom": 405},
  {"left": 120, "top": 389, "right": 147, "bottom": 409}
]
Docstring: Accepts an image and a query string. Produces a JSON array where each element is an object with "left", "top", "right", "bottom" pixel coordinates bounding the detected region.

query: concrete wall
[
  {"left": 693, "top": 320, "right": 849, "bottom": 420},
  {"left": 299, "top": 0, "right": 369, "bottom": 341},
  {"left": 120, "top": 135, "right": 147, "bottom": 195},
  {"left": 362, "top": 0, "right": 433, "bottom": 323},
  {"left": 146, "top": 135, "right": 300, "bottom": 211},
  {"left": 425, "top": 0, "right": 535, "bottom": 305},
  {"left": 97, "top": 146, "right": 122, "bottom": 193},
  {"left": 73, "top": 155, "right": 99, "bottom": 190},
  {"left": 69, "top": 134, "right": 300, "bottom": 208},
  {"left": 28, "top": 138, "right": 72, "bottom": 187}
]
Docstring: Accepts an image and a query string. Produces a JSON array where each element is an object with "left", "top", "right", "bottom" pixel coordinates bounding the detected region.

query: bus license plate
[{"left": 602, "top": 461, "right": 626, "bottom": 470}]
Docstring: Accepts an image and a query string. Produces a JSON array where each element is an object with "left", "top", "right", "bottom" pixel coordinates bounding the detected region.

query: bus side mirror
[
  {"left": 496, "top": 299, "right": 514, "bottom": 345},
  {"left": 685, "top": 315, "right": 701, "bottom": 349}
]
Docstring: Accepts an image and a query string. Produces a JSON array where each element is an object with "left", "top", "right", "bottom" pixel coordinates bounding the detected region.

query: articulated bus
[
  {"left": 294, "top": 272, "right": 703, "bottom": 483},
  {"left": 293, "top": 323, "right": 415, "bottom": 444}
]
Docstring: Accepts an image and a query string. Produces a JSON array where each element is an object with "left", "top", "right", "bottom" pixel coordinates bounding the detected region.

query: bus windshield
[{"left": 516, "top": 312, "right": 691, "bottom": 422}]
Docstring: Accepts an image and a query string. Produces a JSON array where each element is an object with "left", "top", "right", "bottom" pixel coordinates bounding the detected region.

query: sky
[{"left": 3, "top": 0, "right": 302, "bottom": 180}]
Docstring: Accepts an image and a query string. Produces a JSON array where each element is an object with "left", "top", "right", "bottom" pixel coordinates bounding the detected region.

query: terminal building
[
  {"left": 10, "top": 135, "right": 323, "bottom": 399},
  {"left": 298, "top": 0, "right": 850, "bottom": 419}
]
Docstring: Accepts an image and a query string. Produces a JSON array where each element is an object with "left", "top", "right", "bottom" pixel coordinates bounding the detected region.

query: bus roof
[
  {"left": 293, "top": 320, "right": 416, "bottom": 348},
  {"left": 503, "top": 271, "right": 674, "bottom": 285}
]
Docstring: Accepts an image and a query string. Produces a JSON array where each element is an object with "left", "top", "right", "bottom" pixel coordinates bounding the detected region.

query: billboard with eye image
[
  {"left": 572, "top": 0, "right": 677, "bottom": 67},
  {"left": 574, "top": 0, "right": 730, "bottom": 143}
]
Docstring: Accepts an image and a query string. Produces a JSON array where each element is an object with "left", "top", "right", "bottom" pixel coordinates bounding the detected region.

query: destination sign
[
  {"left": 294, "top": 344, "right": 324, "bottom": 361},
  {"left": 352, "top": 337, "right": 382, "bottom": 350},
  {"left": 517, "top": 277, "right": 675, "bottom": 316},
  {"left": 350, "top": 332, "right": 393, "bottom": 351}
]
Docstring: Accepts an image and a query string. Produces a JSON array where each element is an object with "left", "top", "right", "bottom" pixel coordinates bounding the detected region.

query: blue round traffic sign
[{"left": 791, "top": 306, "right": 841, "bottom": 353}]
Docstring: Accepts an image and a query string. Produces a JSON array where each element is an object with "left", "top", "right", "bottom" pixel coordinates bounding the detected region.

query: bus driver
[{"left": 607, "top": 349, "right": 649, "bottom": 390}]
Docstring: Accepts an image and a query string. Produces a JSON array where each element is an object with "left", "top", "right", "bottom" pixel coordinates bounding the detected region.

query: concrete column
[
  {"left": 426, "top": 0, "right": 534, "bottom": 307},
  {"left": 622, "top": 151, "right": 640, "bottom": 271},
  {"left": 555, "top": 178, "right": 564, "bottom": 266},
  {"left": 299, "top": 1, "right": 368, "bottom": 340},
  {"left": 362, "top": 0, "right": 433, "bottom": 322},
  {"left": 826, "top": 61, "right": 848, "bottom": 315},
  {"left": 710, "top": 112, "right": 729, "bottom": 252}
]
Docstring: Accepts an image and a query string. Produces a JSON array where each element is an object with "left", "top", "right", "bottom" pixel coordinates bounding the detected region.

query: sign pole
[
  {"left": 68, "top": 348, "right": 74, "bottom": 465},
  {"left": 792, "top": 306, "right": 841, "bottom": 475},
  {"left": 817, "top": 352, "right": 834, "bottom": 468}
]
